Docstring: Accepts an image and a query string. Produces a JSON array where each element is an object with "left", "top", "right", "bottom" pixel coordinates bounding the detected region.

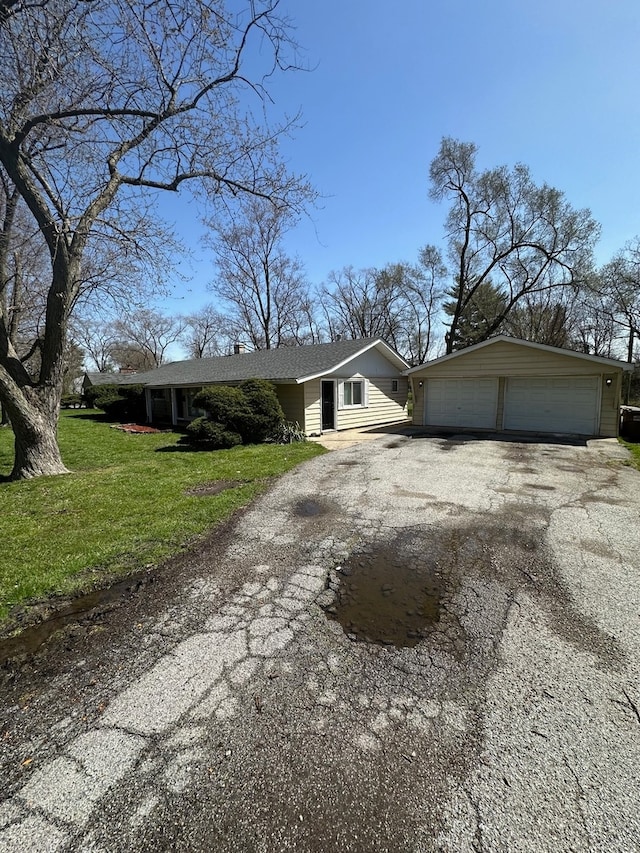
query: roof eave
[{"left": 405, "top": 335, "right": 634, "bottom": 374}]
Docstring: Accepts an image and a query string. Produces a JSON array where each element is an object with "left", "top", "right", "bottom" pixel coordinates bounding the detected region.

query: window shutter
[
  {"left": 363, "top": 379, "right": 369, "bottom": 407},
  {"left": 337, "top": 381, "right": 344, "bottom": 410}
]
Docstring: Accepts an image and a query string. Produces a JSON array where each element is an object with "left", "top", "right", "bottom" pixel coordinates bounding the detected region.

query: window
[
  {"left": 392, "top": 380, "right": 399, "bottom": 393},
  {"left": 343, "top": 381, "right": 362, "bottom": 406},
  {"left": 185, "top": 389, "right": 205, "bottom": 419},
  {"left": 340, "top": 379, "right": 366, "bottom": 408}
]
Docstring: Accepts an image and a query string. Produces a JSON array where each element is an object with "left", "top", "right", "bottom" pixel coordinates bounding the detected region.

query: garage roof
[{"left": 405, "top": 336, "right": 634, "bottom": 374}]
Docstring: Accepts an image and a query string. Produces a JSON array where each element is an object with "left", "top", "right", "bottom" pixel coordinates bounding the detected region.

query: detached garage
[{"left": 408, "top": 336, "right": 633, "bottom": 438}]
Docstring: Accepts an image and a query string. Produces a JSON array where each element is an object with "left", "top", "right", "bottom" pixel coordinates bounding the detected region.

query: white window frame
[{"left": 338, "top": 378, "right": 369, "bottom": 410}]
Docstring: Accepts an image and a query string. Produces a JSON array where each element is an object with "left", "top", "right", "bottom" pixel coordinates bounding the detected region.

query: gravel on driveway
[{"left": 1, "top": 433, "right": 639, "bottom": 853}]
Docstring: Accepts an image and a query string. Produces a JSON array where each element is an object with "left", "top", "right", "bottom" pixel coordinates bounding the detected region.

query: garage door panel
[
  {"left": 504, "top": 377, "right": 599, "bottom": 434},
  {"left": 426, "top": 379, "right": 498, "bottom": 429}
]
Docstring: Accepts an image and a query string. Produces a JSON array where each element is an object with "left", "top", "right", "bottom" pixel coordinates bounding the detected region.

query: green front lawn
[
  {"left": 0, "top": 411, "right": 325, "bottom": 623},
  {"left": 620, "top": 438, "right": 640, "bottom": 470}
]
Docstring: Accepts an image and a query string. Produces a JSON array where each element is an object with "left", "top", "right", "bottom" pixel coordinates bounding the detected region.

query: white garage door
[
  {"left": 425, "top": 379, "right": 498, "bottom": 429},
  {"left": 504, "top": 377, "right": 599, "bottom": 435}
]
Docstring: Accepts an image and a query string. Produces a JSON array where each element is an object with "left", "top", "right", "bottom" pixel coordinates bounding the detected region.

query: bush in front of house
[
  {"left": 185, "top": 417, "right": 243, "bottom": 450},
  {"left": 85, "top": 383, "right": 146, "bottom": 422},
  {"left": 235, "top": 378, "right": 285, "bottom": 443},
  {"left": 182, "top": 380, "right": 285, "bottom": 450},
  {"left": 192, "top": 385, "right": 250, "bottom": 433}
]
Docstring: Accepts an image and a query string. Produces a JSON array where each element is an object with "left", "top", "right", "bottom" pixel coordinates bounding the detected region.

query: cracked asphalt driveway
[{"left": 1, "top": 433, "right": 639, "bottom": 852}]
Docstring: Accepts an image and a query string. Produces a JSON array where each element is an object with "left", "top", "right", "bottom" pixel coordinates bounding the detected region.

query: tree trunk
[
  {"left": 9, "top": 402, "right": 68, "bottom": 479},
  {"left": 0, "top": 376, "right": 69, "bottom": 479}
]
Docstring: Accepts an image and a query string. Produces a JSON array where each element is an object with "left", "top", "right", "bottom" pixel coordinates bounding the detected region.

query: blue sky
[{"left": 159, "top": 0, "right": 640, "bottom": 317}]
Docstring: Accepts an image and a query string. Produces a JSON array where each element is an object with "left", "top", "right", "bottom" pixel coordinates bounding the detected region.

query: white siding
[
  {"left": 330, "top": 347, "right": 404, "bottom": 378},
  {"left": 334, "top": 377, "right": 408, "bottom": 430}
]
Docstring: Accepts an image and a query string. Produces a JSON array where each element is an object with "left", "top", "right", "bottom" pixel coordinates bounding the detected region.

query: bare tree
[
  {"left": 429, "top": 138, "right": 600, "bottom": 354},
  {"left": 376, "top": 248, "right": 446, "bottom": 364},
  {"left": 70, "top": 312, "right": 119, "bottom": 373},
  {"left": 501, "top": 285, "right": 587, "bottom": 349},
  {"left": 597, "top": 239, "right": 640, "bottom": 363},
  {"left": 319, "top": 249, "right": 445, "bottom": 364},
  {"left": 0, "top": 0, "right": 311, "bottom": 479},
  {"left": 111, "top": 309, "right": 185, "bottom": 370},
  {"left": 180, "top": 304, "right": 229, "bottom": 358},
  {"left": 208, "top": 195, "right": 315, "bottom": 349},
  {"left": 571, "top": 289, "right": 618, "bottom": 358},
  {"left": 320, "top": 266, "right": 397, "bottom": 342}
]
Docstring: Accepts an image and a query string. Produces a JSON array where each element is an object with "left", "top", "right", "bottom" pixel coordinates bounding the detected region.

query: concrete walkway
[{"left": 308, "top": 420, "right": 413, "bottom": 450}]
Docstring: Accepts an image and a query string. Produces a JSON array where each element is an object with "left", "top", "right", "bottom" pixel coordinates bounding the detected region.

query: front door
[{"left": 321, "top": 380, "right": 335, "bottom": 430}]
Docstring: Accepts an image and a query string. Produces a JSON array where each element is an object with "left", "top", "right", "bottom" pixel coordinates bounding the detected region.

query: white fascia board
[
  {"left": 404, "top": 335, "right": 634, "bottom": 374},
  {"left": 297, "top": 339, "right": 409, "bottom": 384}
]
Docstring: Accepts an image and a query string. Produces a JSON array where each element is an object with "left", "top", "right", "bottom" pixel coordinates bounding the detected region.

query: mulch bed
[{"left": 111, "top": 424, "right": 164, "bottom": 434}]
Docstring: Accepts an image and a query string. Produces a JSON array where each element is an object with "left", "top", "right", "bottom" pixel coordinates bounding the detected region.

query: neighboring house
[
  {"left": 122, "top": 338, "right": 409, "bottom": 434},
  {"left": 407, "top": 336, "right": 633, "bottom": 438}
]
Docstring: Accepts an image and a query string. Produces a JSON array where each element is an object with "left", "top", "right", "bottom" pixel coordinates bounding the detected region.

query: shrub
[
  {"left": 193, "top": 385, "right": 251, "bottom": 433},
  {"left": 86, "top": 383, "right": 146, "bottom": 421},
  {"left": 83, "top": 384, "right": 111, "bottom": 408},
  {"left": 184, "top": 417, "right": 242, "bottom": 450},
  {"left": 184, "top": 379, "right": 285, "bottom": 449},
  {"left": 61, "top": 393, "right": 82, "bottom": 408},
  {"left": 236, "top": 378, "right": 285, "bottom": 444}
]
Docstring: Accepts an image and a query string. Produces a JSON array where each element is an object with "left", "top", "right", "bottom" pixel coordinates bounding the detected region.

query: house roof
[
  {"left": 405, "top": 335, "right": 634, "bottom": 374},
  {"left": 122, "top": 338, "right": 408, "bottom": 388},
  {"left": 83, "top": 372, "right": 137, "bottom": 386}
]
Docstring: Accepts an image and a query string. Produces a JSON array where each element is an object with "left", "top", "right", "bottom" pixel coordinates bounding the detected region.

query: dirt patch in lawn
[{"left": 185, "top": 480, "right": 245, "bottom": 497}]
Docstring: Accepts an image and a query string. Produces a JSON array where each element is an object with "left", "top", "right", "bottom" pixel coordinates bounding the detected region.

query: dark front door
[{"left": 321, "top": 380, "right": 335, "bottom": 430}]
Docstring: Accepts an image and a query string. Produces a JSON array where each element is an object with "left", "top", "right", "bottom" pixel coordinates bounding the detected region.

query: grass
[
  {"left": 620, "top": 438, "right": 640, "bottom": 469},
  {"left": 0, "top": 411, "right": 325, "bottom": 623}
]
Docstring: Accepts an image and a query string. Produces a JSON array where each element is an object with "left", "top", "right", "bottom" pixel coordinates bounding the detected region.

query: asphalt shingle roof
[
  {"left": 121, "top": 338, "right": 403, "bottom": 387},
  {"left": 84, "top": 372, "right": 137, "bottom": 386}
]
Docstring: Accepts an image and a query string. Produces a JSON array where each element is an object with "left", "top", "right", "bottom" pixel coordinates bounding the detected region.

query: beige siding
[
  {"left": 411, "top": 341, "right": 616, "bottom": 379},
  {"left": 335, "top": 377, "right": 408, "bottom": 430},
  {"left": 275, "top": 384, "right": 305, "bottom": 427},
  {"left": 411, "top": 379, "right": 425, "bottom": 427},
  {"left": 303, "top": 379, "right": 321, "bottom": 435},
  {"left": 600, "top": 372, "right": 622, "bottom": 437}
]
